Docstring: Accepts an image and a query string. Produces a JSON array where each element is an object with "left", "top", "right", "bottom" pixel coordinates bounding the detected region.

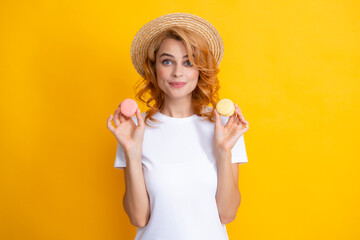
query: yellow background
[{"left": 1, "top": 0, "right": 359, "bottom": 239}]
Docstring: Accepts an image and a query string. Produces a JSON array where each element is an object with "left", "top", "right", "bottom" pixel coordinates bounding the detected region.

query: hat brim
[{"left": 130, "top": 12, "right": 224, "bottom": 78}]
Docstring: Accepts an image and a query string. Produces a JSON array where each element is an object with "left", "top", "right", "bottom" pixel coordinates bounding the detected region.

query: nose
[{"left": 172, "top": 63, "right": 183, "bottom": 78}]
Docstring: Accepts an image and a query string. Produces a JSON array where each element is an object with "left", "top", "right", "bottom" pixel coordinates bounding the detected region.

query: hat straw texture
[{"left": 130, "top": 13, "right": 224, "bottom": 78}]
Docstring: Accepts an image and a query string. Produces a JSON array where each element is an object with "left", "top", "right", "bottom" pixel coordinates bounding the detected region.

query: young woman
[{"left": 107, "top": 13, "right": 249, "bottom": 240}]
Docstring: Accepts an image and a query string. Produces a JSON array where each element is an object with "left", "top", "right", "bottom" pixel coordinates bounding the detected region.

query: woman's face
[{"left": 155, "top": 38, "right": 199, "bottom": 101}]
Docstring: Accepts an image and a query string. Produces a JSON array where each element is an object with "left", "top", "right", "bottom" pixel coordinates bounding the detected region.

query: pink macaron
[{"left": 120, "top": 98, "right": 138, "bottom": 118}]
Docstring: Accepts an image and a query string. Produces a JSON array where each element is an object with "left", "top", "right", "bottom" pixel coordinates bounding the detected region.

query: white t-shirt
[{"left": 114, "top": 107, "right": 248, "bottom": 240}]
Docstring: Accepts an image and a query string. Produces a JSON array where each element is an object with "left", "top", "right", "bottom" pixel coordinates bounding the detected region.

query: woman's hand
[
  {"left": 214, "top": 103, "right": 249, "bottom": 156},
  {"left": 107, "top": 103, "right": 145, "bottom": 156}
]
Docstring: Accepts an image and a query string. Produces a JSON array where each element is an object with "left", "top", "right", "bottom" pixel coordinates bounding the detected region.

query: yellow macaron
[{"left": 216, "top": 99, "right": 235, "bottom": 117}]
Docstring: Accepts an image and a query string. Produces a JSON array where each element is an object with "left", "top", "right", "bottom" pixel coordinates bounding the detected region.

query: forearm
[
  {"left": 215, "top": 151, "right": 241, "bottom": 224},
  {"left": 123, "top": 151, "right": 150, "bottom": 228}
]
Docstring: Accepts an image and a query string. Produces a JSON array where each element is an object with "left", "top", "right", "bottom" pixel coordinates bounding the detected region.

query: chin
[{"left": 166, "top": 92, "right": 192, "bottom": 99}]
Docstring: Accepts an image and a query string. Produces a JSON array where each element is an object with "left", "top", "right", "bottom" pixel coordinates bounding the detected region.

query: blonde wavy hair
[{"left": 134, "top": 26, "right": 221, "bottom": 127}]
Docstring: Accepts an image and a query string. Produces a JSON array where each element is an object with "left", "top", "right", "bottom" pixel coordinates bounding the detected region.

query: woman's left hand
[{"left": 214, "top": 103, "right": 249, "bottom": 155}]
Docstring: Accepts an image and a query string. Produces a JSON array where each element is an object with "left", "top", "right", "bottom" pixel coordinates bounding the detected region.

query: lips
[{"left": 169, "top": 82, "right": 186, "bottom": 88}]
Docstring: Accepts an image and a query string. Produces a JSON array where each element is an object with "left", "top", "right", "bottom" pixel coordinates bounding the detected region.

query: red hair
[{"left": 134, "top": 26, "right": 221, "bottom": 127}]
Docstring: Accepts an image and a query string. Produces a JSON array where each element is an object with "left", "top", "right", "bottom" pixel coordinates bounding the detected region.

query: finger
[
  {"left": 236, "top": 116, "right": 241, "bottom": 125},
  {"left": 225, "top": 113, "right": 235, "bottom": 129},
  {"left": 238, "top": 120, "right": 248, "bottom": 132},
  {"left": 214, "top": 109, "right": 222, "bottom": 128},
  {"left": 236, "top": 120, "right": 249, "bottom": 135},
  {"left": 239, "top": 116, "right": 248, "bottom": 128},
  {"left": 107, "top": 114, "right": 115, "bottom": 132},
  {"left": 119, "top": 111, "right": 126, "bottom": 122},
  {"left": 135, "top": 108, "right": 144, "bottom": 128},
  {"left": 117, "top": 102, "right": 126, "bottom": 123},
  {"left": 234, "top": 104, "right": 246, "bottom": 122},
  {"left": 113, "top": 108, "right": 121, "bottom": 126},
  {"left": 243, "top": 119, "right": 249, "bottom": 130},
  {"left": 233, "top": 110, "right": 241, "bottom": 126},
  {"left": 234, "top": 105, "right": 247, "bottom": 127},
  {"left": 234, "top": 103, "right": 242, "bottom": 113}
]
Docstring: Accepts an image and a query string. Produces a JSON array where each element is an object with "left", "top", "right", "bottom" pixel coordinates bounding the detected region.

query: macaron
[
  {"left": 120, "top": 98, "right": 138, "bottom": 118},
  {"left": 216, "top": 99, "right": 235, "bottom": 117}
]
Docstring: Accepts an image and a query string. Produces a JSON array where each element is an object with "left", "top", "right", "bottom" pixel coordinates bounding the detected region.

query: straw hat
[{"left": 130, "top": 13, "right": 224, "bottom": 78}]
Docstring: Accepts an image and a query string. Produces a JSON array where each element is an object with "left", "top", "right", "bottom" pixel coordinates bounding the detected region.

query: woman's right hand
[{"left": 107, "top": 103, "right": 145, "bottom": 156}]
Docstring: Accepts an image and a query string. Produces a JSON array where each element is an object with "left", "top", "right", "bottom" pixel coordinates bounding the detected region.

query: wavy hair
[{"left": 134, "top": 26, "right": 221, "bottom": 127}]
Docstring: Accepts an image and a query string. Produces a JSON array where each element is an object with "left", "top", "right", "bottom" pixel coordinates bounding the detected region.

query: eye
[
  {"left": 162, "top": 59, "right": 171, "bottom": 65},
  {"left": 185, "top": 60, "right": 193, "bottom": 66}
]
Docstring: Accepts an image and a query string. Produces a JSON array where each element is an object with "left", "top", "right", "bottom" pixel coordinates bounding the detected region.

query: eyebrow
[{"left": 159, "top": 53, "right": 188, "bottom": 59}]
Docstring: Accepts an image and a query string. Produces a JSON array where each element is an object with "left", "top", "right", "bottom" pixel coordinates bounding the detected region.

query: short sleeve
[
  {"left": 231, "top": 134, "right": 248, "bottom": 164},
  {"left": 114, "top": 142, "right": 126, "bottom": 169},
  {"left": 220, "top": 115, "right": 248, "bottom": 165}
]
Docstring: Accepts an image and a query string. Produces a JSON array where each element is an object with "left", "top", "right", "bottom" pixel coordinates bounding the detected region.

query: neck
[{"left": 160, "top": 95, "right": 194, "bottom": 118}]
